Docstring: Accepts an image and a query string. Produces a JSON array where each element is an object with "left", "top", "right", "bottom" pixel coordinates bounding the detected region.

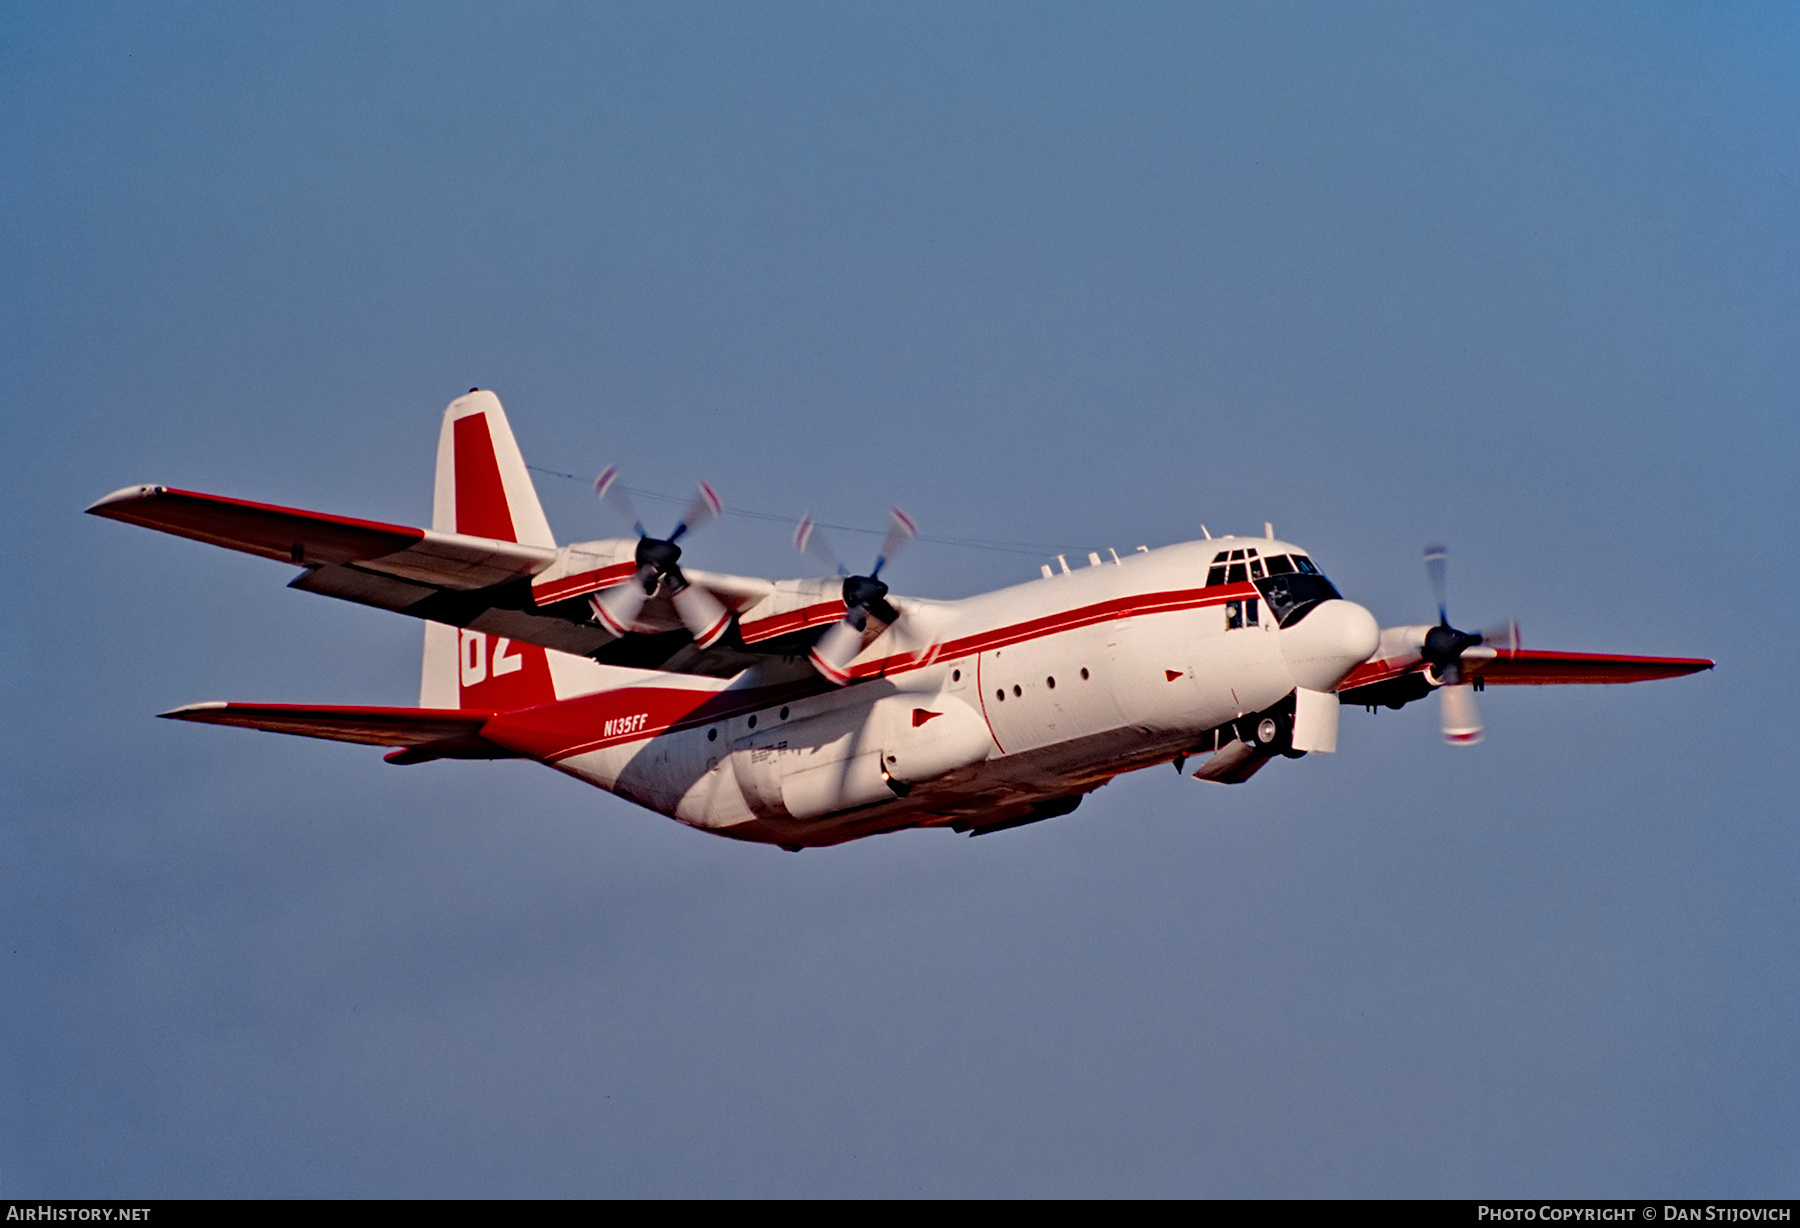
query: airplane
[{"left": 88, "top": 390, "right": 1714, "bottom": 850}]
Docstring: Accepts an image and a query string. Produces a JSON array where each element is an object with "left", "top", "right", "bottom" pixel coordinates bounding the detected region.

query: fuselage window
[
  {"left": 996, "top": 689, "right": 1005, "bottom": 702},
  {"left": 1225, "top": 598, "right": 1261, "bottom": 629},
  {"left": 747, "top": 714, "right": 757, "bottom": 728},
  {"left": 1012, "top": 684, "right": 1022, "bottom": 697},
  {"left": 1046, "top": 676, "right": 1056, "bottom": 689}
]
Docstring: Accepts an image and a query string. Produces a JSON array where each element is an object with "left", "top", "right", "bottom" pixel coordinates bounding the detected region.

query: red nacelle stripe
[
  {"left": 740, "top": 600, "right": 848, "bottom": 644},
  {"left": 531, "top": 562, "right": 640, "bottom": 605}
]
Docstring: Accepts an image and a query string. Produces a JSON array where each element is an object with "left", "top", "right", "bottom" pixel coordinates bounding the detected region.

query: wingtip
[
  {"left": 86, "top": 484, "right": 168, "bottom": 515},
  {"left": 158, "top": 701, "right": 230, "bottom": 720}
]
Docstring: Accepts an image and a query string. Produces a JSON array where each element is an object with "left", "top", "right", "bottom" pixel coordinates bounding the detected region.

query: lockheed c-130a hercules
[{"left": 89, "top": 390, "right": 1713, "bottom": 850}]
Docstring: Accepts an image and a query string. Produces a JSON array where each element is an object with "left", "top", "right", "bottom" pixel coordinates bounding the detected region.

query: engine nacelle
[{"left": 730, "top": 694, "right": 993, "bottom": 821}]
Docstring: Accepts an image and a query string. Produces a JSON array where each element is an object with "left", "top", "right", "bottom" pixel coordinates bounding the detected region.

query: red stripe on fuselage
[
  {"left": 845, "top": 583, "right": 1256, "bottom": 681},
  {"left": 482, "top": 582, "right": 1256, "bottom": 763}
]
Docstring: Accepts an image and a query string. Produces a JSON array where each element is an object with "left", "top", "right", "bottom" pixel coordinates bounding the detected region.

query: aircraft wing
[
  {"left": 88, "top": 485, "right": 555, "bottom": 586},
  {"left": 1463, "top": 648, "right": 1713, "bottom": 686},
  {"left": 1336, "top": 645, "right": 1712, "bottom": 708},
  {"left": 89, "top": 485, "right": 833, "bottom": 675}
]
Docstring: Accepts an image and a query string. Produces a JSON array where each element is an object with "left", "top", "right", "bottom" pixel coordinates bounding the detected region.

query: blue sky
[{"left": 3, "top": 2, "right": 1796, "bottom": 1196}]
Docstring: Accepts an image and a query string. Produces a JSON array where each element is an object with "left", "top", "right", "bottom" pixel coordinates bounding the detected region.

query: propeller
[
  {"left": 795, "top": 508, "right": 916, "bottom": 684},
  {"left": 588, "top": 468, "right": 732, "bottom": 646},
  {"left": 1420, "top": 544, "right": 1519, "bottom": 746}
]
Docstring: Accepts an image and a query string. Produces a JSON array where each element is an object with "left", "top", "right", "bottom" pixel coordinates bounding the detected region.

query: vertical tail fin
[
  {"left": 431, "top": 390, "right": 555, "bottom": 545},
  {"left": 420, "top": 390, "right": 560, "bottom": 711}
]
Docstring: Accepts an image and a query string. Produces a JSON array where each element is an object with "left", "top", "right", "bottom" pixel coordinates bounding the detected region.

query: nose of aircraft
[{"left": 1280, "top": 599, "right": 1380, "bottom": 693}]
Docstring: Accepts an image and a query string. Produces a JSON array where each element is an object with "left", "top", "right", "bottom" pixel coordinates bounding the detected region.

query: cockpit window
[
  {"left": 1206, "top": 546, "right": 1275, "bottom": 588},
  {"left": 1255, "top": 556, "right": 1340, "bottom": 627}
]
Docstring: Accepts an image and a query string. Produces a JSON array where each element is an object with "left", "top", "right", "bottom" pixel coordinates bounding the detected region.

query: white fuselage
[{"left": 478, "top": 537, "right": 1379, "bottom": 848}]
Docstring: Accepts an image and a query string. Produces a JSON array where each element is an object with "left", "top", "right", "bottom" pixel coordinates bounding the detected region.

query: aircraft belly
[{"left": 554, "top": 721, "right": 750, "bottom": 827}]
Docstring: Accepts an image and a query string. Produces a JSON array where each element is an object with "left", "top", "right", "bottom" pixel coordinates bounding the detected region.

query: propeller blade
[
  {"left": 671, "top": 582, "right": 733, "bottom": 649},
  {"left": 796, "top": 507, "right": 914, "bottom": 681},
  {"left": 1480, "top": 617, "right": 1521, "bottom": 656},
  {"left": 594, "top": 466, "right": 646, "bottom": 538},
  {"left": 589, "top": 571, "right": 652, "bottom": 637},
  {"left": 794, "top": 514, "right": 846, "bottom": 574},
  {"left": 808, "top": 617, "right": 866, "bottom": 686},
  {"left": 671, "top": 480, "right": 722, "bottom": 541},
  {"left": 1424, "top": 543, "right": 1449, "bottom": 625},
  {"left": 874, "top": 507, "right": 917, "bottom": 577},
  {"left": 1439, "top": 682, "right": 1484, "bottom": 745}
]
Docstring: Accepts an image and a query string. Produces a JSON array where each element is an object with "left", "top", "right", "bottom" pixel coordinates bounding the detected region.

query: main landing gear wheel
[{"left": 1248, "top": 710, "right": 1307, "bottom": 759}]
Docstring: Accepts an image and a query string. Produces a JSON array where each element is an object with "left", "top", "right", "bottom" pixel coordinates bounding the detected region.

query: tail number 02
[{"left": 459, "top": 630, "right": 523, "bottom": 686}]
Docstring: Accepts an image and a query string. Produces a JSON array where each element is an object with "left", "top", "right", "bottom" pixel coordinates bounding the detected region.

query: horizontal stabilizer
[{"left": 160, "top": 702, "right": 524, "bottom": 761}]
